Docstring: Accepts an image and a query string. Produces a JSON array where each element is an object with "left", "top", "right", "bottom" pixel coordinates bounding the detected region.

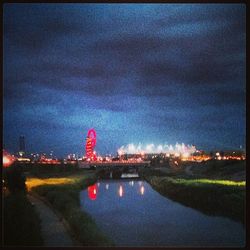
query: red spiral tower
[{"left": 85, "top": 129, "right": 97, "bottom": 161}]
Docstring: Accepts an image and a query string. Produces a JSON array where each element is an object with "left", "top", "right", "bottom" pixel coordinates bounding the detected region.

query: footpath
[{"left": 27, "top": 194, "right": 80, "bottom": 246}]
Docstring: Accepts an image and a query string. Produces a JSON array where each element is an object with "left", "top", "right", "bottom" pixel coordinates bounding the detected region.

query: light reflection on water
[
  {"left": 87, "top": 181, "right": 145, "bottom": 200},
  {"left": 87, "top": 184, "right": 97, "bottom": 200},
  {"left": 80, "top": 179, "right": 245, "bottom": 247}
]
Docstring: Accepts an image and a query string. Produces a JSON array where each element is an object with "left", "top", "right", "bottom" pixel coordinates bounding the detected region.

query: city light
[
  {"left": 38, "top": 157, "right": 61, "bottom": 164},
  {"left": 17, "top": 157, "right": 31, "bottom": 162},
  {"left": 182, "top": 152, "right": 190, "bottom": 158},
  {"left": 3, "top": 131, "right": 245, "bottom": 170},
  {"left": 117, "top": 143, "right": 197, "bottom": 155},
  {"left": 3, "top": 150, "right": 15, "bottom": 168},
  {"left": 3, "top": 155, "right": 12, "bottom": 167}
]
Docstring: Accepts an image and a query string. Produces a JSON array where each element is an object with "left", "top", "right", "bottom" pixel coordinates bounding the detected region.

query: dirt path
[{"left": 27, "top": 194, "right": 77, "bottom": 246}]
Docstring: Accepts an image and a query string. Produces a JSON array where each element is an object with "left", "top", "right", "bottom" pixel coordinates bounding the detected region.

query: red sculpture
[{"left": 85, "top": 129, "right": 97, "bottom": 161}]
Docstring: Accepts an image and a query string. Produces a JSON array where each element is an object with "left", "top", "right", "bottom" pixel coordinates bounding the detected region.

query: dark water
[{"left": 80, "top": 179, "right": 245, "bottom": 247}]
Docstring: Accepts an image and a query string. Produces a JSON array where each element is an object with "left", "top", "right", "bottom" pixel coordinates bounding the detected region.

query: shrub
[
  {"left": 4, "top": 166, "right": 26, "bottom": 193},
  {"left": 3, "top": 191, "right": 43, "bottom": 246},
  {"left": 147, "top": 176, "right": 245, "bottom": 224}
]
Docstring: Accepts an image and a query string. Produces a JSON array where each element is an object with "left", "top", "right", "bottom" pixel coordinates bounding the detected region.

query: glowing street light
[{"left": 3, "top": 150, "right": 15, "bottom": 168}]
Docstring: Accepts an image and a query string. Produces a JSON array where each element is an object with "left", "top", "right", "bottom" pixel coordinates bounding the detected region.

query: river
[{"left": 80, "top": 179, "right": 245, "bottom": 247}]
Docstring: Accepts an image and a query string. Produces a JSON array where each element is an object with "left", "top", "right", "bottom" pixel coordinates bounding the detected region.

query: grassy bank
[
  {"left": 21, "top": 162, "right": 80, "bottom": 177},
  {"left": 190, "top": 160, "right": 246, "bottom": 180},
  {"left": 143, "top": 174, "right": 245, "bottom": 224},
  {"left": 26, "top": 172, "right": 114, "bottom": 246},
  {"left": 3, "top": 191, "right": 43, "bottom": 246}
]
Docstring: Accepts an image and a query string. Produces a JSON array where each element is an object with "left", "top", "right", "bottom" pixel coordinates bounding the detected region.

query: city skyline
[{"left": 3, "top": 4, "right": 246, "bottom": 157}]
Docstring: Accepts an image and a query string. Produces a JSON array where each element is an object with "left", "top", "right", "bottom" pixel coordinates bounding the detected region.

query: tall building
[{"left": 19, "top": 135, "right": 25, "bottom": 156}]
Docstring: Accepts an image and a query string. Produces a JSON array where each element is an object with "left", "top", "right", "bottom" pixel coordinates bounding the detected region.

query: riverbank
[
  {"left": 140, "top": 161, "right": 246, "bottom": 224},
  {"left": 26, "top": 171, "right": 114, "bottom": 246},
  {"left": 27, "top": 194, "right": 75, "bottom": 246},
  {"left": 3, "top": 190, "right": 44, "bottom": 246}
]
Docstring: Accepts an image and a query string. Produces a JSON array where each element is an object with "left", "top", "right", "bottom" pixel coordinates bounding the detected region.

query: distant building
[{"left": 19, "top": 135, "right": 25, "bottom": 157}]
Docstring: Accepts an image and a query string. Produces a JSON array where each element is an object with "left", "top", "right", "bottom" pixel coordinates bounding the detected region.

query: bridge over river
[
  {"left": 78, "top": 160, "right": 151, "bottom": 169},
  {"left": 79, "top": 160, "right": 151, "bottom": 179}
]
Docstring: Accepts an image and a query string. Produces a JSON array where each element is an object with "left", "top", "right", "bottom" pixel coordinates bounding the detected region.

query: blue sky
[{"left": 3, "top": 4, "right": 246, "bottom": 157}]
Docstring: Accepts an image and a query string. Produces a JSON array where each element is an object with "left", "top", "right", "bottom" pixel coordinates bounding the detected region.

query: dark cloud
[
  {"left": 3, "top": 4, "right": 246, "bottom": 156},
  {"left": 93, "top": 35, "right": 165, "bottom": 58},
  {"left": 35, "top": 62, "right": 108, "bottom": 79},
  {"left": 154, "top": 4, "right": 245, "bottom": 30},
  {"left": 4, "top": 4, "right": 96, "bottom": 53},
  {"left": 197, "top": 89, "right": 245, "bottom": 106}
]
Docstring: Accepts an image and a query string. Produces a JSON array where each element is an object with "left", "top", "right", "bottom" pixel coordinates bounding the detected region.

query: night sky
[{"left": 3, "top": 4, "right": 246, "bottom": 157}]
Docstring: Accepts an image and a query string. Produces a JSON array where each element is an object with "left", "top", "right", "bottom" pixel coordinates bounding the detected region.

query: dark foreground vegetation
[
  {"left": 17, "top": 162, "right": 80, "bottom": 177},
  {"left": 3, "top": 191, "right": 44, "bottom": 246},
  {"left": 3, "top": 164, "right": 44, "bottom": 246},
  {"left": 140, "top": 160, "right": 246, "bottom": 224},
  {"left": 3, "top": 164, "right": 114, "bottom": 246},
  {"left": 190, "top": 159, "right": 246, "bottom": 180}
]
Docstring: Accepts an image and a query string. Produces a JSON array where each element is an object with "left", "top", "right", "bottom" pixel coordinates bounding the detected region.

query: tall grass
[
  {"left": 28, "top": 173, "right": 114, "bottom": 246},
  {"left": 144, "top": 175, "right": 245, "bottom": 224},
  {"left": 175, "top": 178, "right": 245, "bottom": 186}
]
